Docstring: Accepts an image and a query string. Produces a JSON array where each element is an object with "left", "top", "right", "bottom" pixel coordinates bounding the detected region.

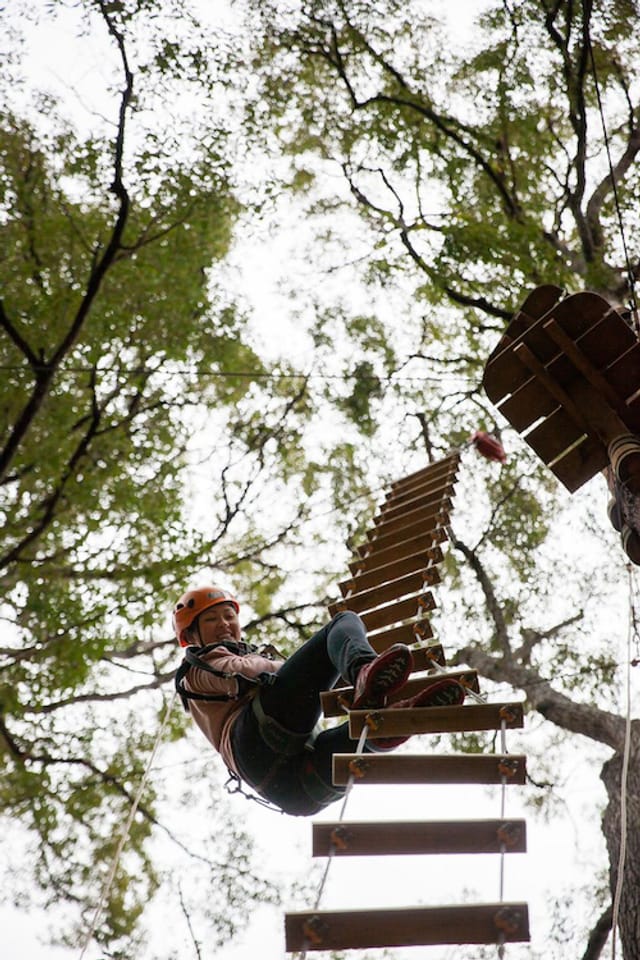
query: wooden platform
[
  {"left": 312, "top": 818, "right": 527, "bottom": 857},
  {"left": 483, "top": 287, "right": 640, "bottom": 491},
  {"left": 285, "top": 903, "right": 530, "bottom": 951},
  {"left": 333, "top": 753, "right": 527, "bottom": 786}
]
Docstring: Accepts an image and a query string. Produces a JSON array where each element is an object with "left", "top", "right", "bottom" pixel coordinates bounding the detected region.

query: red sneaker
[
  {"left": 371, "top": 678, "right": 465, "bottom": 750},
  {"left": 351, "top": 644, "right": 413, "bottom": 710}
]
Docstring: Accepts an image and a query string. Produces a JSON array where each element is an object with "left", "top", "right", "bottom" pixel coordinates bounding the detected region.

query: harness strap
[
  {"left": 299, "top": 756, "right": 346, "bottom": 806},
  {"left": 250, "top": 691, "right": 314, "bottom": 756},
  {"left": 175, "top": 642, "right": 262, "bottom": 711}
]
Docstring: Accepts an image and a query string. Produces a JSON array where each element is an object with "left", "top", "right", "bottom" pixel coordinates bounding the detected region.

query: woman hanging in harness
[{"left": 174, "top": 585, "right": 463, "bottom": 816}]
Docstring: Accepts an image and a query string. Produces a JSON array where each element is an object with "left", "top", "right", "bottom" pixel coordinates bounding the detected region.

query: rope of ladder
[
  {"left": 77, "top": 691, "right": 178, "bottom": 960},
  {"left": 293, "top": 723, "right": 370, "bottom": 960}
]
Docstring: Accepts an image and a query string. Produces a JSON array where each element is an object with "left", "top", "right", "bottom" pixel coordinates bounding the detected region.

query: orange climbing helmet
[{"left": 173, "top": 585, "right": 240, "bottom": 646}]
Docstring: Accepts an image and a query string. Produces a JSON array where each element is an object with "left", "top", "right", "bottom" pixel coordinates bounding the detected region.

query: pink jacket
[{"left": 181, "top": 645, "right": 283, "bottom": 773}]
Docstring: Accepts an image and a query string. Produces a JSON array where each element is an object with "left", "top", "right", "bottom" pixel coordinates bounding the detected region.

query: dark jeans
[{"left": 231, "top": 611, "right": 377, "bottom": 815}]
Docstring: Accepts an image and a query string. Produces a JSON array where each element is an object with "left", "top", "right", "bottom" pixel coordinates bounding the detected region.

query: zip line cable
[
  {"left": 77, "top": 690, "right": 177, "bottom": 960},
  {"left": 0, "top": 362, "right": 478, "bottom": 387}
]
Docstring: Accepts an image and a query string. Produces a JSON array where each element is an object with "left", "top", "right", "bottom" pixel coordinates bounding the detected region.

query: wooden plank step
[
  {"left": 368, "top": 617, "right": 435, "bottom": 652},
  {"left": 348, "top": 700, "right": 523, "bottom": 739},
  {"left": 311, "top": 818, "right": 527, "bottom": 857},
  {"left": 378, "top": 476, "right": 456, "bottom": 521},
  {"left": 339, "top": 545, "right": 443, "bottom": 595},
  {"left": 359, "top": 591, "right": 436, "bottom": 632},
  {"left": 321, "top": 666, "right": 477, "bottom": 718},
  {"left": 368, "top": 504, "right": 450, "bottom": 548},
  {"left": 388, "top": 451, "right": 460, "bottom": 494},
  {"left": 328, "top": 566, "right": 441, "bottom": 615},
  {"left": 285, "top": 902, "right": 530, "bottom": 951},
  {"left": 359, "top": 518, "right": 449, "bottom": 563},
  {"left": 348, "top": 526, "right": 448, "bottom": 575},
  {"left": 332, "top": 753, "right": 527, "bottom": 785}
]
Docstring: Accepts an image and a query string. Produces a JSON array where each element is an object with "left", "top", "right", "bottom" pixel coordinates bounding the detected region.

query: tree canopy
[
  {"left": 0, "top": 1, "right": 326, "bottom": 952},
  {"left": 2, "top": 0, "right": 640, "bottom": 958}
]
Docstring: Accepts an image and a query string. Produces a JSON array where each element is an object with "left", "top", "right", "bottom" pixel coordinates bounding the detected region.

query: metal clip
[
  {"left": 496, "top": 821, "right": 522, "bottom": 849},
  {"left": 497, "top": 757, "right": 519, "bottom": 779},
  {"left": 348, "top": 757, "right": 370, "bottom": 779},
  {"left": 494, "top": 906, "right": 524, "bottom": 936},
  {"left": 499, "top": 705, "right": 517, "bottom": 724},
  {"left": 329, "top": 826, "right": 351, "bottom": 852},
  {"left": 302, "top": 915, "right": 328, "bottom": 947},
  {"left": 364, "top": 710, "right": 383, "bottom": 732}
]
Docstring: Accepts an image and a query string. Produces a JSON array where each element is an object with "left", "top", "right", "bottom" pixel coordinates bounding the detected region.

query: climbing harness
[
  {"left": 175, "top": 640, "right": 277, "bottom": 709},
  {"left": 223, "top": 767, "right": 284, "bottom": 813}
]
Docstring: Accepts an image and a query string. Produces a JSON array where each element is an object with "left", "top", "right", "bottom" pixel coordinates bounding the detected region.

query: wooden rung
[
  {"left": 360, "top": 591, "right": 436, "bottom": 632},
  {"left": 339, "top": 545, "right": 443, "bottom": 595},
  {"left": 384, "top": 460, "right": 457, "bottom": 495},
  {"left": 360, "top": 508, "right": 447, "bottom": 556},
  {"left": 388, "top": 452, "right": 460, "bottom": 494},
  {"left": 371, "top": 498, "right": 452, "bottom": 540},
  {"left": 378, "top": 479, "right": 456, "bottom": 522},
  {"left": 285, "top": 902, "right": 530, "bottom": 951},
  {"left": 328, "top": 566, "right": 441, "bottom": 615},
  {"left": 332, "top": 753, "right": 527, "bottom": 785},
  {"left": 321, "top": 668, "right": 477, "bottom": 718},
  {"left": 411, "top": 642, "right": 446, "bottom": 670},
  {"left": 349, "top": 700, "right": 523, "bottom": 738},
  {"left": 368, "top": 616, "right": 434, "bottom": 651},
  {"left": 311, "top": 818, "right": 527, "bottom": 857},
  {"left": 348, "top": 527, "right": 447, "bottom": 575},
  {"left": 359, "top": 593, "right": 437, "bottom": 633}
]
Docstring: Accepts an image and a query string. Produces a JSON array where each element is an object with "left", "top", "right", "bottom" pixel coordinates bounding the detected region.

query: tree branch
[
  {"left": 580, "top": 904, "right": 612, "bottom": 960},
  {"left": 449, "top": 531, "right": 511, "bottom": 654}
]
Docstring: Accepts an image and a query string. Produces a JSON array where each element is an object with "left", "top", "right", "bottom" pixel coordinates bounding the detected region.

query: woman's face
[{"left": 193, "top": 602, "right": 241, "bottom": 646}]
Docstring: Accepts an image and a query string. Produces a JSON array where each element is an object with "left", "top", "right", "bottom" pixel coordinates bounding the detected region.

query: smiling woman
[{"left": 173, "top": 583, "right": 463, "bottom": 816}]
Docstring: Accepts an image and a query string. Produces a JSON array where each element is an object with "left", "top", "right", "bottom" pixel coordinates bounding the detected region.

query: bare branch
[
  {"left": 581, "top": 904, "right": 612, "bottom": 960},
  {"left": 449, "top": 531, "right": 511, "bottom": 655},
  {"left": 23, "top": 672, "right": 175, "bottom": 715}
]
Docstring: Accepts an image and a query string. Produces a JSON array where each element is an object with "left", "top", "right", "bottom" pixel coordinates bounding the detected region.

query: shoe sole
[{"left": 352, "top": 646, "right": 413, "bottom": 709}]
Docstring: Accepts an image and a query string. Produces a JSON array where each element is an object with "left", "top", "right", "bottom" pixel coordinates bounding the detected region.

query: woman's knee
[{"left": 330, "top": 610, "right": 365, "bottom": 633}]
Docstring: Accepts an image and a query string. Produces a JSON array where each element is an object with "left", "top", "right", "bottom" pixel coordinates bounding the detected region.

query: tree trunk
[{"left": 600, "top": 724, "right": 640, "bottom": 959}]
